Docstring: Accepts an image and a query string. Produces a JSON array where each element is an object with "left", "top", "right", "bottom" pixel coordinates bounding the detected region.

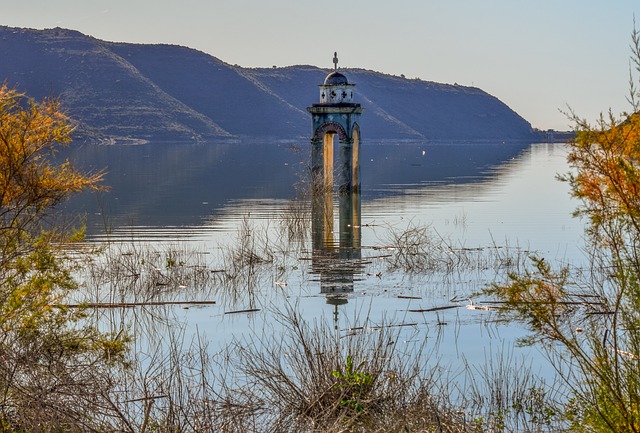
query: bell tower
[{"left": 307, "top": 53, "right": 364, "bottom": 194}]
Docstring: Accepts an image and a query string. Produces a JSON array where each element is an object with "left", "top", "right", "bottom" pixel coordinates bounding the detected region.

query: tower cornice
[{"left": 307, "top": 105, "right": 364, "bottom": 115}]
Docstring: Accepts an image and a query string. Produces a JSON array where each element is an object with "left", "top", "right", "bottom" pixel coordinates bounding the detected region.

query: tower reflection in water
[{"left": 311, "top": 190, "right": 364, "bottom": 329}]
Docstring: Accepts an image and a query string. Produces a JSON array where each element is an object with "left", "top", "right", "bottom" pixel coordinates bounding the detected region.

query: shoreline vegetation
[{"left": 1, "top": 24, "right": 640, "bottom": 433}]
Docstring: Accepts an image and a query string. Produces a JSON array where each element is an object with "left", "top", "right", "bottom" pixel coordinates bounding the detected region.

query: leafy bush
[{"left": 486, "top": 25, "right": 640, "bottom": 433}]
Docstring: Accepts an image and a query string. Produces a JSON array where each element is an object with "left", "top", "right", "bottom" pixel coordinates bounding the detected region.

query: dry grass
[
  {"left": 383, "top": 221, "right": 528, "bottom": 277},
  {"left": 218, "top": 304, "right": 472, "bottom": 433},
  {"left": 79, "top": 241, "right": 217, "bottom": 305}
]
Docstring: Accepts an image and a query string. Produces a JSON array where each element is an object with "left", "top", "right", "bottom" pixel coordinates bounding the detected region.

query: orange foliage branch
[{"left": 0, "top": 84, "right": 105, "bottom": 236}]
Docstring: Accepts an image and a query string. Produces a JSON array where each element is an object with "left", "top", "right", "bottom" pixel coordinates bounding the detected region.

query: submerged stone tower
[{"left": 307, "top": 52, "right": 363, "bottom": 194}]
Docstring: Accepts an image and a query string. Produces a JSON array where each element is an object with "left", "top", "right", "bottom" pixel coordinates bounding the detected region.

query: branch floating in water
[
  {"left": 405, "top": 305, "right": 459, "bottom": 313},
  {"left": 63, "top": 300, "right": 217, "bottom": 309},
  {"left": 224, "top": 308, "right": 261, "bottom": 315}
]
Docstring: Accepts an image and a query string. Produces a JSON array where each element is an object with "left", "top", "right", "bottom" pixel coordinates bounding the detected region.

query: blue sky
[{"left": 2, "top": 0, "right": 639, "bottom": 130}]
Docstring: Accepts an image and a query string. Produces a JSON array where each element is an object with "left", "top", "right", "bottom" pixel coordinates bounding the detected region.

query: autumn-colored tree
[
  {"left": 0, "top": 84, "right": 128, "bottom": 431},
  {"left": 486, "top": 27, "right": 640, "bottom": 432}
]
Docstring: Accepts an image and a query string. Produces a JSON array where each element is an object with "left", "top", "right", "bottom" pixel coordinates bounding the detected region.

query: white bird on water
[{"left": 466, "top": 298, "right": 491, "bottom": 311}]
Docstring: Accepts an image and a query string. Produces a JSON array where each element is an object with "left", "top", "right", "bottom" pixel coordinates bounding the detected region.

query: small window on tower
[{"left": 342, "top": 91, "right": 347, "bottom": 98}]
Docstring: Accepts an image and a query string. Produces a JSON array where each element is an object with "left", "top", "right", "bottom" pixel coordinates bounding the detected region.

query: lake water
[{"left": 61, "top": 140, "right": 584, "bottom": 383}]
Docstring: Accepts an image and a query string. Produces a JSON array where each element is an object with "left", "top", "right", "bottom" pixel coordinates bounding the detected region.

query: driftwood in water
[
  {"left": 64, "top": 300, "right": 217, "bottom": 309},
  {"left": 224, "top": 308, "right": 261, "bottom": 315},
  {"left": 343, "top": 322, "right": 418, "bottom": 332},
  {"left": 405, "top": 305, "right": 459, "bottom": 313}
]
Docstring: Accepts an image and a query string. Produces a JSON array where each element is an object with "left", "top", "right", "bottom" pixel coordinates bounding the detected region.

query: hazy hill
[{"left": 0, "top": 26, "right": 537, "bottom": 143}]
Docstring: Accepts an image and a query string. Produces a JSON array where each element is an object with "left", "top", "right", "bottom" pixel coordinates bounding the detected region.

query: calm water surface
[{"left": 63, "top": 141, "right": 584, "bottom": 378}]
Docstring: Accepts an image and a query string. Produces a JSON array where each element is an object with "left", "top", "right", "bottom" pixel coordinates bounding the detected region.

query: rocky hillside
[{"left": 0, "top": 26, "right": 537, "bottom": 143}]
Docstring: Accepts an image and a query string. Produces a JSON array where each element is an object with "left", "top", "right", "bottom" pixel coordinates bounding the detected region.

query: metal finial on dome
[{"left": 333, "top": 52, "right": 338, "bottom": 71}]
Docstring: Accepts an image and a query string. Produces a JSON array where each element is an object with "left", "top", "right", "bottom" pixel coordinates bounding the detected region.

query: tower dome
[{"left": 324, "top": 71, "right": 349, "bottom": 86}]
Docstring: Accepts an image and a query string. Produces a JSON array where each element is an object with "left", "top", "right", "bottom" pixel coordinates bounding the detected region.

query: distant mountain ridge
[{"left": 0, "top": 26, "right": 538, "bottom": 143}]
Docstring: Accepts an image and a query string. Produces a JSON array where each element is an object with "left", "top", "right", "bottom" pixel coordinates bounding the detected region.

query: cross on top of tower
[{"left": 333, "top": 52, "right": 338, "bottom": 71}]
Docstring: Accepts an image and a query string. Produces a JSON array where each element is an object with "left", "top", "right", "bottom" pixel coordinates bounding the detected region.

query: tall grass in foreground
[
  {"left": 224, "top": 305, "right": 451, "bottom": 432},
  {"left": 98, "top": 302, "right": 564, "bottom": 432}
]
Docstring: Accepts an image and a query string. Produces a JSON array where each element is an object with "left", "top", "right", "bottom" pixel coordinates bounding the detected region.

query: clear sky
[{"left": 2, "top": 0, "right": 639, "bottom": 131}]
